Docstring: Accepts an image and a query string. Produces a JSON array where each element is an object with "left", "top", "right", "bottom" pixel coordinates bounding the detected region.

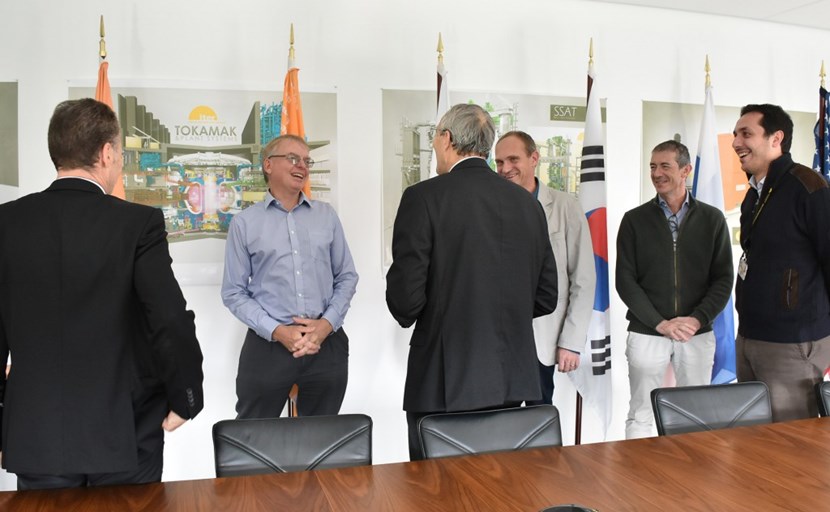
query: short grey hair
[
  {"left": 436, "top": 103, "right": 495, "bottom": 158},
  {"left": 652, "top": 139, "right": 691, "bottom": 168}
]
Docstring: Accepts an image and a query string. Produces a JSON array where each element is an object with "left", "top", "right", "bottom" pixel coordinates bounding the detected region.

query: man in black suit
[
  {"left": 386, "top": 103, "right": 558, "bottom": 460},
  {"left": 0, "top": 99, "right": 204, "bottom": 490}
]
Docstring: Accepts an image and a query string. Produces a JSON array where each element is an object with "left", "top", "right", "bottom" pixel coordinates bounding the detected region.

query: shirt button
[
  {"left": 296, "top": 270, "right": 301, "bottom": 275},
  {"left": 293, "top": 250, "right": 298, "bottom": 254},
  {"left": 298, "top": 293, "right": 303, "bottom": 297}
]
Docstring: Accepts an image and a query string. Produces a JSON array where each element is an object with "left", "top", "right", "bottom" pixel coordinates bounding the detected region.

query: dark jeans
[{"left": 526, "top": 361, "right": 556, "bottom": 406}]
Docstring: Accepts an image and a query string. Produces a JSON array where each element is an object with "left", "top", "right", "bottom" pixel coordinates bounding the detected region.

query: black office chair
[
  {"left": 816, "top": 381, "right": 830, "bottom": 416},
  {"left": 651, "top": 381, "right": 772, "bottom": 436},
  {"left": 418, "top": 405, "right": 562, "bottom": 460},
  {"left": 212, "top": 414, "right": 372, "bottom": 477}
]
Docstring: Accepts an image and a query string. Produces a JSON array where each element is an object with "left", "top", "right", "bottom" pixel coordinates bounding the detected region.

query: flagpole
[
  {"left": 437, "top": 33, "right": 444, "bottom": 111},
  {"left": 574, "top": 38, "right": 594, "bottom": 447}
]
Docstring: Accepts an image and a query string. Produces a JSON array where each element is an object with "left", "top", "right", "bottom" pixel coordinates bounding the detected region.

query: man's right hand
[
  {"left": 655, "top": 318, "right": 697, "bottom": 342},
  {"left": 272, "top": 324, "right": 322, "bottom": 356}
]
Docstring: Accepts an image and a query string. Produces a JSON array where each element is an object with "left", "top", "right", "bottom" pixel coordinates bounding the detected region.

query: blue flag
[
  {"left": 692, "top": 84, "right": 736, "bottom": 385},
  {"left": 813, "top": 86, "right": 830, "bottom": 181}
]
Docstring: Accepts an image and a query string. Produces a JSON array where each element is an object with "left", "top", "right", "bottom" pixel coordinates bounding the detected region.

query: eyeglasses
[{"left": 267, "top": 153, "right": 315, "bottom": 169}]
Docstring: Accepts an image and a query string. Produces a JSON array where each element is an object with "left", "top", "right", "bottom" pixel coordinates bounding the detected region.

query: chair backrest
[
  {"left": 816, "top": 381, "right": 830, "bottom": 416},
  {"left": 651, "top": 381, "right": 772, "bottom": 436},
  {"left": 212, "top": 414, "right": 372, "bottom": 477},
  {"left": 418, "top": 405, "right": 562, "bottom": 460}
]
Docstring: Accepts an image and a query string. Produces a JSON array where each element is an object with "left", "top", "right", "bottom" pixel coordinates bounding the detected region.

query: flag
[
  {"left": 813, "top": 86, "right": 830, "bottom": 181},
  {"left": 95, "top": 17, "right": 125, "bottom": 200},
  {"left": 571, "top": 60, "right": 612, "bottom": 437},
  {"left": 95, "top": 61, "right": 113, "bottom": 110},
  {"left": 280, "top": 34, "right": 310, "bottom": 197},
  {"left": 692, "top": 84, "right": 736, "bottom": 385},
  {"left": 429, "top": 40, "right": 450, "bottom": 178}
]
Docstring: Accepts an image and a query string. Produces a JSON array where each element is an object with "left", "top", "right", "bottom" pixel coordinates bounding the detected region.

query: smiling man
[
  {"left": 733, "top": 104, "right": 830, "bottom": 421},
  {"left": 222, "top": 134, "right": 358, "bottom": 419},
  {"left": 616, "top": 139, "right": 733, "bottom": 438},
  {"left": 495, "top": 131, "right": 595, "bottom": 405}
]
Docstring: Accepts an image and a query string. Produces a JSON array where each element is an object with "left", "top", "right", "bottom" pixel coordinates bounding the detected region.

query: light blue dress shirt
[{"left": 221, "top": 191, "right": 358, "bottom": 341}]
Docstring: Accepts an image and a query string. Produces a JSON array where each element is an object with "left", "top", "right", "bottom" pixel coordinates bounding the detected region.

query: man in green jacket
[{"left": 616, "top": 140, "right": 733, "bottom": 439}]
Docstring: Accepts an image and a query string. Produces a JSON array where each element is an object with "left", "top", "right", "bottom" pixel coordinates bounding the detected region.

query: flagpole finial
[
  {"left": 821, "top": 60, "right": 826, "bottom": 89},
  {"left": 704, "top": 54, "right": 711, "bottom": 88},
  {"left": 99, "top": 15, "right": 107, "bottom": 59},
  {"left": 288, "top": 23, "right": 295, "bottom": 64},
  {"left": 588, "top": 38, "right": 594, "bottom": 67},
  {"left": 437, "top": 32, "right": 444, "bottom": 66}
]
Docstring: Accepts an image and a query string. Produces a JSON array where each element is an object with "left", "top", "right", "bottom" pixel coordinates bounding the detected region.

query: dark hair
[
  {"left": 497, "top": 131, "right": 537, "bottom": 156},
  {"left": 739, "top": 104, "right": 793, "bottom": 153},
  {"left": 652, "top": 139, "right": 691, "bottom": 168},
  {"left": 48, "top": 98, "right": 120, "bottom": 171},
  {"left": 260, "top": 134, "right": 308, "bottom": 182}
]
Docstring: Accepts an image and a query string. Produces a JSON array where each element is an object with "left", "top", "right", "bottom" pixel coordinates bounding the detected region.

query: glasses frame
[{"left": 267, "top": 153, "right": 315, "bottom": 169}]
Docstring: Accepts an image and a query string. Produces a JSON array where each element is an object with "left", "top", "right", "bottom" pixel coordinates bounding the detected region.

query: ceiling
[{"left": 579, "top": 0, "right": 830, "bottom": 31}]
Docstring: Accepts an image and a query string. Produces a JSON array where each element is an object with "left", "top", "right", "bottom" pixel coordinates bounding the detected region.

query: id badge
[{"left": 738, "top": 252, "right": 748, "bottom": 280}]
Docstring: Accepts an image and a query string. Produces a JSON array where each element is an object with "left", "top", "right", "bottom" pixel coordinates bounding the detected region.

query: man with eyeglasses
[
  {"left": 222, "top": 134, "right": 358, "bottom": 419},
  {"left": 386, "top": 103, "right": 558, "bottom": 460},
  {"left": 616, "top": 139, "right": 732, "bottom": 439}
]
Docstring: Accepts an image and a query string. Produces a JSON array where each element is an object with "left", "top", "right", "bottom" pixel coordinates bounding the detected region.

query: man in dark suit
[
  {"left": 0, "top": 98, "right": 204, "bottom": 490},
  {"left": 386, "top": 103, "right": 558, "bottom": 460}
]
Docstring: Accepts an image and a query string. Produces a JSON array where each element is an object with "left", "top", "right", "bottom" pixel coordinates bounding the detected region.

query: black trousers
[
  {"left": 16, "top": 386, "right": 167, "bottom": 490},
  {"left": 236, "top": 328, "right": 349, "bottom": 418},
  {"left": 526, "top": 361, "right": 556, "bottom": 406}
]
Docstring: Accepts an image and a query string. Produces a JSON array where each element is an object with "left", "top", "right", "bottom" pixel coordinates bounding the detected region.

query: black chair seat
[
  {"left": 651, "top": 382, "right": 771, "bottom": 436},
  {"left": 212, "top": 414, "right": 372, "bottom": 477},
  {"left": 418, "top": 405, "right": 562, "bottom": 460}
]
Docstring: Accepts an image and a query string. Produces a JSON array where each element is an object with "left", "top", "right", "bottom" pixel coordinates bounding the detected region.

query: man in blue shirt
[{"left": 222, "top": 134, "right": 358, "bottom": 417}]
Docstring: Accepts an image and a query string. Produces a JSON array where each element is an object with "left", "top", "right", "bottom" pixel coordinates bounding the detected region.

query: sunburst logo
[
  {"left": 188, "top": 105, "right": 219, "bottom": 122},
  {"left": 175, "top": 104, "right": 237, "bottom": 142}
]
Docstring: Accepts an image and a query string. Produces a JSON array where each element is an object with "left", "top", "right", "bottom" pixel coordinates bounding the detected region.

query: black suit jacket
[
  {"left": 386, "top": 158, "right": 558, "bottom": 413},
  {"left": 0, "top": 178, "right": 204, "bottom": 475}
]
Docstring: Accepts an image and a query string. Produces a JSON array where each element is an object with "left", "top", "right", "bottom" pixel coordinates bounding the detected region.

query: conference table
[{"left": 1, "top": 417, "right": 828, "bottom": 511}]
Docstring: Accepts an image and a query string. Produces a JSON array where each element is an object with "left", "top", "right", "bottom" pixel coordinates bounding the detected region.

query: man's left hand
[
  {"left": 557, "top": 348, "right": 580, "bottom": 373},
  {"left": 162, "top": 411, "right": 187, "bottom": 432},
  {"left": 290, "top": 317, "right": 333, "bottom": 358}
]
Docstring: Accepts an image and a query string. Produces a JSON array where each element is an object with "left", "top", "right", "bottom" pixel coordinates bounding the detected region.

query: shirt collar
[
  {"left": 448, "top": 155, "right": 486, "bottom": 172},
  {"left": 56, "top": 176, "right": 106, "bottom": 194},
  {"left": 263, "top": 189, "right": 312, "bottom": 211},
  {"left": 657, "top": 189, "right": 689, "bottom": 210}
]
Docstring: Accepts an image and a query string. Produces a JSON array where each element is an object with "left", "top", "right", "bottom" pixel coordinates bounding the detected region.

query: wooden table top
[{"left": 2, "top": 417, "right": 829, "bottom": 511}]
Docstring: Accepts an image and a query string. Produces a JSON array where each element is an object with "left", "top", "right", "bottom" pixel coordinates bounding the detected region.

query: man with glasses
[
  {"left": 616, "top": 140, "right": 732, "bottom": 438},
  {"left": 386, "top": 104, "right": 558, "bottom": 460},
  {"left": 222, "top": 134, "right": 358, "bottom": 418}
]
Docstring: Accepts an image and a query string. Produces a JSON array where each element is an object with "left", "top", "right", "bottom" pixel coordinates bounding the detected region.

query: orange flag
[{"left": 280, "top": 66, "right": 309, "bottom": 197}]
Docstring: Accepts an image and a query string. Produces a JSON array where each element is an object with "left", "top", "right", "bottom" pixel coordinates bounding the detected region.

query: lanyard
[{"left": 751, "top": 186, "right": 774, "bottom": 226}]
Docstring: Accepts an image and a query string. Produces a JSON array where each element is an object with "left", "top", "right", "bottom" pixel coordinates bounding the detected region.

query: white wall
[{"left": 1, "top": 0, "right": 829, "bottom": 490}]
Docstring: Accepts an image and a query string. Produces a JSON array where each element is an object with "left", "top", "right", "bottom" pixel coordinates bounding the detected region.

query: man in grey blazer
[
  {"left": 495, "top": 131, "right": 596, "bottom": 404},
  {"left": 0, "top": 99, "right": 204, "bottom": 489},
  {"left": 387, "top": 104, "right": 558, "bottom": 460}
]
